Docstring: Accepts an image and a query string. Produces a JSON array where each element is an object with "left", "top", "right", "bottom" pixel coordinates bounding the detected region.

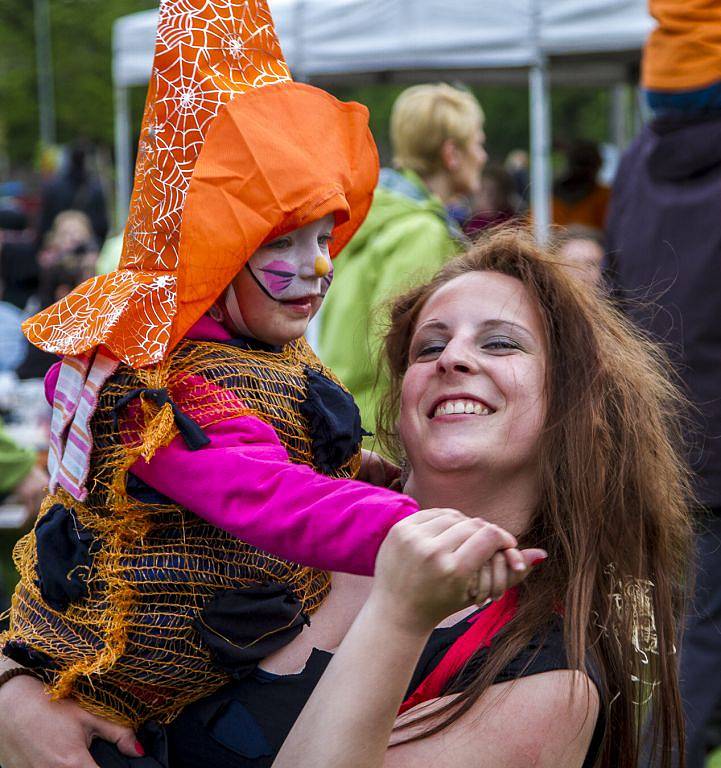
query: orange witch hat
[{"left": 24, "top": 0, "right": 378, "bottom": 369}]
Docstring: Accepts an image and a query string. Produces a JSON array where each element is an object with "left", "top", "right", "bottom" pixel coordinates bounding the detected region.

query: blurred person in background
[
  {"left": 37, "top": 210, "right": 99, "bottom": 286},
  {"left": 0, "top": 197, "right": 40, "bottom": 311},
  {"left": 318, "top": 83, "right": 486, "bottom": 441},
  {"left": 0, "top": 423, "right": 47, "bottom": 614},
  {"left": 553, "top": 225, "right": 604, "bottom": 288},
  {"left": 36, "top": 142, "right": 109, "bottom": 247},
  {"left": 463, "top": 163, "right": 518, "bottom": 238},
  {"left": 0, "top": 285, "right": 28, "bottom": 375},
  {"left": 605, "top": 1, "right": 721, "bottom": 765},
  {"left": 552, "top": 139, "right": 610, "bottom": 232},
  {"left": 10, "top": 210, "right": 94, "bottom": 381},
  {"left": 504, "top": 148, "right": 530, "bottom": 210}
]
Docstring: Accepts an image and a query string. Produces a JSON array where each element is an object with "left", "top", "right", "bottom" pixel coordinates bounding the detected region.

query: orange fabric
[
  {"left": 642, "top": 0, "right": 721, "bottom": 91},
  {"left": 172, "top": 82, "right": 378, "bottom": 348},
  {"left": 23, "top": 0, "right": 379, "bottom": 369},
  {"left": 552, "top": 185, "right": 610, "bottom": 231}
]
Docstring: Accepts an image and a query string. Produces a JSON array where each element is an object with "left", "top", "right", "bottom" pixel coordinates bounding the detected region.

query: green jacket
[
  {"left": 318, "top": 169, "right": 462, "bottom": 444},
  {"left": 0, "top": 421, "right": 35, "bottom": 497}
]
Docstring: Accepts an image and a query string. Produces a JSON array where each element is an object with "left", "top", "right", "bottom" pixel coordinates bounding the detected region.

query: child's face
[{"left": 224, "top": 214, "right": 335, "bottom": 345}]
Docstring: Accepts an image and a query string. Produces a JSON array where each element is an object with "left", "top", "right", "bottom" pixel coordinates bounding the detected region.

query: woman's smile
[{"left": 400, "top": 270, "right": 546, "bottom": 477}]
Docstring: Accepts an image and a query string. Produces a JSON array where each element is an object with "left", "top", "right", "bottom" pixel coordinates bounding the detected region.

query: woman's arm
[
  {"left": 0, "top": 656, "right": 141, "bottom": 768},
  {"left": 273, "top": 510, "right": 546, "bottom": 768}
]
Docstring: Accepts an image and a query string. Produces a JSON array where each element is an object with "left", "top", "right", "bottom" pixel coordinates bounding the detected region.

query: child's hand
[
  {"left": 370, "top": 509, "right": 546, "bottom": 634},
  {"left": 358, "top": 449, "right": 401, "bottom": 489}
]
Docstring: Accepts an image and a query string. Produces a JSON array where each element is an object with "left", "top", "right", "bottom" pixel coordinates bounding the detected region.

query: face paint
[
  {"left": 320, "top": 264, "right": 334, "bottom": 297},
  {"left": 216, "top": 214, "right": 336, "bottom": 342},
  {"left": 245, "top": 214, "right": 335, "bottom": 303}
]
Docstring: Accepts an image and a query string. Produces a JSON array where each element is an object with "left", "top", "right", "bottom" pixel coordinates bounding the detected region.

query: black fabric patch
[
  {"left": 35, "top": 503, "right": 95, "bottom": 611},
  {"left": 300, "top": 368, "right": 367, "bottom": 474},
  {"left": 126, "top": 473, "right": 175, "bottom": 505},
  {"left": 194, "top": 583, "right": 309, "bottom": 677},
  {"left": 2, "top": 640, "right": 57, "bottom": 676},
  {"left": 112, "top": 387, "right": 210, "bottom": 451}
]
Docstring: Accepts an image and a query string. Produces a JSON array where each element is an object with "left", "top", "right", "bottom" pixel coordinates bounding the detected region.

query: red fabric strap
[{"left": 398, "top": 587, "right": 519, "bottom": 715}]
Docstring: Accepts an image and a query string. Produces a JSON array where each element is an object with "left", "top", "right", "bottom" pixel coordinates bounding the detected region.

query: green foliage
[
  {"left": 330, "top": 81, "right": 611, "bottom": 167},
  {"left": 0, "top": 0, "right": 157, "bottom": 170}
]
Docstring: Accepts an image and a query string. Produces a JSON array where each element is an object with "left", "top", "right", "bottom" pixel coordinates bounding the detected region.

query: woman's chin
[{"left": 417, "top": 439, "right": 490, "bottom": 475}]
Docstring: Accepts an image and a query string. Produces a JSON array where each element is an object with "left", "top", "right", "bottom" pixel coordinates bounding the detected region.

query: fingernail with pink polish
[{"left": 135, "top": 741, "right": 146, "bottom": 757}]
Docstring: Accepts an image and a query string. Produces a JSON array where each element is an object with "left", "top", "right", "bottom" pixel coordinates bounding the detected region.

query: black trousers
[{"left": 680, "top": 512, "right": 721, "bottom": 768}]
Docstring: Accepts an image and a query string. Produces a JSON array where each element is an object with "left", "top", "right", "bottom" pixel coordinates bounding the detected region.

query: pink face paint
[
  {"left": 257, "top": 260, "right": 297, "bottom": 298},
  {"left": 244, "top": 215, "right": 336, "bottom": 304}
]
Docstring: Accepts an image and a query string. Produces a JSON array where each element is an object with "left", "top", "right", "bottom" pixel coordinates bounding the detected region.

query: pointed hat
[{"left": 24, "top": 0, "right": 379, "bottom": 368}]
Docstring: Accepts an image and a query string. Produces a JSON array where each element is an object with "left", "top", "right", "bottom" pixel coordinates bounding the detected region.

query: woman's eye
[
  {"left": 483, "top": 337, "right": 522, "bottom": 352},
  {"left": 318, "top": 234, "right": 334, "bottom": 248},
  {"left": 413, "top": 343, "right": 446, "bottom": 359}
]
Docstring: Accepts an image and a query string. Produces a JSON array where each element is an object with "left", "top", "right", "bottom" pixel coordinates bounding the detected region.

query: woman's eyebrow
[
  {"left": 414, "top": 320, "right": 448, "bottom": 334},
  {"left": 482, "top": 319, "right": 537, "bottom": 344}
]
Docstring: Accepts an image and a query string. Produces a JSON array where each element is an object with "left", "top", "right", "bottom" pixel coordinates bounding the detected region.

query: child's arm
[{"left": 130, "top": 414, "right": 419, "bottom": 576}]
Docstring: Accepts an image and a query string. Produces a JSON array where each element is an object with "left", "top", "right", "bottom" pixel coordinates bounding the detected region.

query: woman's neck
[
  {"left": 420, "top": 171, "right": 454, "bottom": 206},
  {"left": 404, "top": 467, "right": 538, "bottom": 539}
]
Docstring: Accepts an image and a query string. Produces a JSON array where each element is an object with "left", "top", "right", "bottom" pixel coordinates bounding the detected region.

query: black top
[{"left": 165, "top": 609, "right": 604, "bottom": 768}]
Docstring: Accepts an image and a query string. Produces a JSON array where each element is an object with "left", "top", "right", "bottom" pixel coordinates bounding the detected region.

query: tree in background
[{"left": 0, "top": 0, "right": 156, "bottom": 171}]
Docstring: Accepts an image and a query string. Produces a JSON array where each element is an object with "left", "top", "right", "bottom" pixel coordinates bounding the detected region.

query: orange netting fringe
[{"left": 3, "top": 337, "right": 355, "bottom": 726}]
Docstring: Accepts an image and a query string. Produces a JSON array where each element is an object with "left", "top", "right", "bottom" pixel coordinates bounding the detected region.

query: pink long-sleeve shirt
[{"left": 45, "top": 318, "right": 418, "bottom": 576}]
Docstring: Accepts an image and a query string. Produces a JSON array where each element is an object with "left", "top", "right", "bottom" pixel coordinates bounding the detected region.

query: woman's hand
[
  {"left": 358, "top": 449, "right": 401, "bottom": 488},
  {"left": 0, "top": 673, "right": 141, "bottom": 768},
  {"left": 370, "top": 508, "right": 545, "bottom": 635}
]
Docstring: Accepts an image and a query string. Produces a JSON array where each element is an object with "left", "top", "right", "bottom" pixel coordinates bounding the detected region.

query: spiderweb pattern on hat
[{"left": 23, "top": 0, "right": 291, "bottom": 367}]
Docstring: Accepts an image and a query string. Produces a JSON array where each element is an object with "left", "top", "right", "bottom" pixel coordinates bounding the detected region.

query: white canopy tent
[{"left": 112, "top": 0, "right": 654, "bottom": 238}]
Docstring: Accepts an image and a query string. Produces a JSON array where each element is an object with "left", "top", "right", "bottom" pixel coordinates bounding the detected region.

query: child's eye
[
  {"left": 318, "top": 234, "right": 334, "bottom": 248},
  {"left": 266, "top": 237, "right": 291, "bottom": 250}
]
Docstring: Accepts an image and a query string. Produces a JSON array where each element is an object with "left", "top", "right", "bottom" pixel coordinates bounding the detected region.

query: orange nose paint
[{"left": 314, "top": 256, "right": 331, "bottom": 277}]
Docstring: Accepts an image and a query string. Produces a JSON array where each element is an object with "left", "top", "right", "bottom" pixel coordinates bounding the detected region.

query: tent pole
[
  {"left": 529, "top": 56, "right": 551, "bottom": 245},
  {"left": 113, "top": 83, "right": 132, "bottom": 232}
]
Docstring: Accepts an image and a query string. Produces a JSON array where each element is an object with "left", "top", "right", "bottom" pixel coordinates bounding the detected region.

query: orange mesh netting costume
[{"left": 0, "top": 0, "right": 402, "bottom": 727}]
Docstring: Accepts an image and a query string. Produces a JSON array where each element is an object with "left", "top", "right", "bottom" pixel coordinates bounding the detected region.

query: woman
[
  {"left": 275, "top": 230, "right": 692, "bottom": 768},
  {"left": 0, "top": 230, "right": 691, "bottom": 768}
]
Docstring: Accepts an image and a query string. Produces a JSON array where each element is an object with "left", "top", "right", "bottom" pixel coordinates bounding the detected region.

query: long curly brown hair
[{"left": 377, "top": 228, "right": 692, "bottom": 768}]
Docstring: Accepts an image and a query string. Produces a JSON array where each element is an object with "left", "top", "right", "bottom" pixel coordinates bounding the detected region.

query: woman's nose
[{"left": 435, "top": 340, "right": 478, "bottom": 375}]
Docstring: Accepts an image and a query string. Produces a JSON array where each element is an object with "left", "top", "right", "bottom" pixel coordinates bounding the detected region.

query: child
[{"left": 1, "top": 0, "right": 422, "bottom": 728}]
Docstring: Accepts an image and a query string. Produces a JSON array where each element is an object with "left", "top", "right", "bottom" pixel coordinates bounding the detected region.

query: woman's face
[
  {"left": 450, "top": 127, "right": 487, "bottom": 197},
  {"left": 400, "top": 271, "right": 547, "bottom": 480},
  {"left": 224, "top": 214, "right": 334, "bottom": 345}
]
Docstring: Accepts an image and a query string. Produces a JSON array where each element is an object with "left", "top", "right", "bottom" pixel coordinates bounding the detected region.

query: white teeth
[{"left": 433, "top": 399, "right": 492, "bottom": 418}]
